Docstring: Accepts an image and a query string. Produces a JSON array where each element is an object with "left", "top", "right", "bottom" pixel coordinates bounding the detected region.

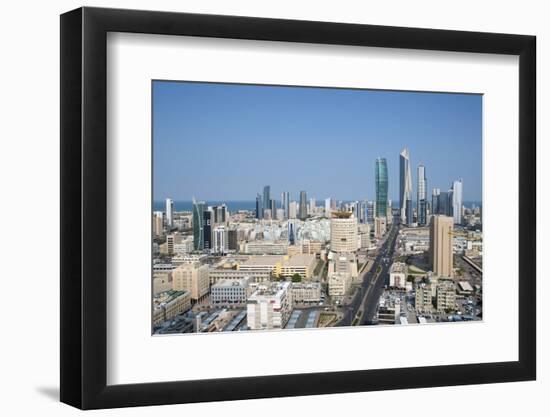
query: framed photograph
[{"left": 60, "top": 6, "right": 536, "bottom": 410}]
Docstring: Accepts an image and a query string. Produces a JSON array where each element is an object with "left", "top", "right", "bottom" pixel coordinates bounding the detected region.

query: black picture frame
[{"left": 60, "top": 6, "right": 536, "bottom": 410}]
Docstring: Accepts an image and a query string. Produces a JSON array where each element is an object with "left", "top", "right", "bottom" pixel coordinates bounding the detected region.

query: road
[{"left": 336, "top": 216, "right": 400, "bottom": 327}]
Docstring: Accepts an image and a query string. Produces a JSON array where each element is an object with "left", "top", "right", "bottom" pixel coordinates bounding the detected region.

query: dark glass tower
[
  {"left": 299, "top": 191, "right": 308, "bottom": 220},
  {"left": 399, "top": 148, "right": 413, "bottom": 225},
  {"left": 263, "top": 185, "right": 271, "bottom": 215},
  {"left": 192, "top": 199, "right": 206, "bottom": 250},
  {"left": 255, "top": 193, "right": 263, "bottom": 219},
  {"left": 203, "top": 210, "right": 212, "bottom": 250},
  {"left": 375, "top": 157, "right": 388, "bottom": 218},
  {"left": 417, "top": 164, "right": 427, "bottom": 225}
]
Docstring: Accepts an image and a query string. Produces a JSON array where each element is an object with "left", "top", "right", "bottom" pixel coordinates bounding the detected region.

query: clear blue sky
[{"left": 153, "top": 81, "right": 482, "bottom": 202}]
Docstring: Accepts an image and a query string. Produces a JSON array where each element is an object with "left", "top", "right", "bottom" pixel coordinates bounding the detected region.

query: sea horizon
[{"left": 153, "top": 199, "right": 482, "bottom": 213}]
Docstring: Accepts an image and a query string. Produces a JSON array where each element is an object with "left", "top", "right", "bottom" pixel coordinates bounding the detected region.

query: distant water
[
  {"left": 153, "top": 200, "right": 256, "bottom": 212},
  {"left": 153, "top": 200, "right": 482, "bottom": 213}
]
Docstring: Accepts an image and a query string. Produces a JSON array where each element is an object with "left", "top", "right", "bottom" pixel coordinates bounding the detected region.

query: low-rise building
[
  {"left": 377, "top": 297, "right": 401, "bottom": 325},
  {"left": 153, "top": 272, "right": 171, "bottom": 296},
  {"left": 245, "top": 241, "right": 289, "bottom": 255},
  {"left": 247, "top": 281, "right": 292, "bottom": 330},
  {"left": 153, "top": 290, "right": 191, "bottom": 326},
  {"left": 280, "top": 254, "right": 317, "bottom": 279},
  {"left": 301, "top": 240, "right": 324, "bottom": 255},
  {"left": 328, "top": 272, "right": 352, "bottom": 299},
  {"left": 436, "top": 280, "right": 456, "bottom": 312},
  {"left": 374, "top": 216, "right": 387, "bottom": 239},
  {"left": 208, "top": 267, "right": 270, "bottom": 285},
  {"left": 172, "top": 262, "right": 209, "bottom": 301},
  {"left": 415, "top": 282, "right": 433, "bottom": 313},
  {"left": 328, "top": 253, "right": 358, "bottom": 280},
  {"left": 291, "top": 282, "right": 322, "bottom": 304},
  {"left": 211, "top": 278, "right": 250, "bottom": 304},
  {"left": 237, "top": 255, "right": 283, "bottom": 275},
  {"left": 237, "top": 254, "right": 317, "bottom": 279},
  {"left": 389, "top": 262, "right": 408, "bottom": 288}
]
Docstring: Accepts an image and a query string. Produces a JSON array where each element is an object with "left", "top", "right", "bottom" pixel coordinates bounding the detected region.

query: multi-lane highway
[{"left": 336, "top": 216, "right": 400, "bottom": 327}]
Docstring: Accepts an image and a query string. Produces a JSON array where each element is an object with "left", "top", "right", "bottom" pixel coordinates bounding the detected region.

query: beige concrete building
[
  {"left": 211, "top": 278, "right": 250, "bottom": 304},
  {"left": 374, "top": 216, "right": 387, "bottom": 238},
  {"left": 172, "top": 262, "right": 209, "bottom": 301},
  {"left": 280, "top": 254, "right": 317, "bottom": 279},
  {"left": 208, "top": 267, "right": 270, "bottom": 285},
  {"left": 153, "top": 272, "right": 171, "bottom": 296},
  {"left": 237, "top": 255, "right": 282, "bottom": 275},
  {"left": 436, "top": 280, "right": 456, "bottom": 312},
  {"left": 153, "top": 211, "right": 164, "bottom": 237},
  {"left": 301, "top": 240, "right": 324, "bottom": 255},
  {"left": 287, "top": 245, "right": 302, "bottom": 256},
  {"left": 237, "top": 254, "right": 316, "bottom": 279},
  {"left": 415, "top": 282, "right": 433, "bottom": 313},
  {"left": 291, "top": 282, "right": 322, "bottom": 304},
  {"left": 330, "top": 212, "right": 358, "bottom": 253},
  {"left": 245, "top": 241, "right": 288, "bottom": 255},
  {"left": 328, "top": 253, "right": 358, "bottom": 280},
  {"left": 153, "top": 290, "right": 191, "bottom": 326},
  {"left": 247, "top": 281, "right": 292, "bottom": 330},
  {"left": 358, "top": 224, "right": 371, "bottom": 249},
  {"left": 389, "top": 262, "right": 408, "bottom": 288},
  {"left": 429, "top": 215, "right": 454, "bottom": 277},
  {"left": 328, "top": 272, "right": 352, "bottom": 299}
]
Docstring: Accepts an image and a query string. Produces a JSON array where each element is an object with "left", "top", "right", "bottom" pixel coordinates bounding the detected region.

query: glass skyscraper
[
  {"left": 417, "top": 164, "right": 427, "bottom": 225},
  {"left": 375, "top": 157, "right": 388, "bottom": 218},
  {"left": 399, "top": 147, "right": 413, "bottom": 226},
  {"left": 452, "top": 179, "right": 463, "bottom": 225},
  {"left": 192, "top": 198, "right": 206, "bottom": 250},
  {"left": 299, "top": 191, "right": 308, "bottom": 220},
  {"left": 263, "top": 185, "right": 271, "bottom": 215}
]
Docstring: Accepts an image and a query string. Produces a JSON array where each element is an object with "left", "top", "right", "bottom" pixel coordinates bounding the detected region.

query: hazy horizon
[{"left": 153, "top": 81, "right": 482, "bottom": 202}]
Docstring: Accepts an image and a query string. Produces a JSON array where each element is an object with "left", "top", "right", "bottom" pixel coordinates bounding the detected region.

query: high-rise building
[
  {"left": 438, "top": 191, "right": 451, "bottom": 216},
  {"left": 375, "top": 157, "right": 388, "bottom": 218},
  {"left": 263, "top": 185, "right": 271, "bottom": 216},
  {"left": 247, "top": 281, "right": 292, "bottom": 330},
  {"left": 358, "top": 200, "right": 367, "bottom": 224},
  {"left": 192, "top": 198, "right": 205, "bottom": 250},
  {"left": 255, "top": 193, "right": 263, "bottom": 219},
  {"left": 287, "top": 219, "right": 296, "bottom": 245},
  {"left": 399, "top": 148, "right": 413, "bottom": 225},
  {"left": 330, "top": 212, "right": 358, "bottom": 253},
  {"left": 374, "top": 216, "right": 387, "bottom": 238},
  {"left": 172, "top": 261, "right": 209, "bottom": 301},
  {"left": 429, "top": 215, "right": 454, "bottom": 277},
  {"left": 324, "top": 197, "right": 333, "bottom": 218},
  {"left": 367, "top": 201, "right": 376, "bottom": 225},
  {"left": 436, "top": 280, "right": 456, "bottom": 312},
  {"left": 431, "top": 188, "right": 440, "bottom": 215},
  {"left": 282, "top": 191, "right": 290, "bottom": 219},
  {"left": 203, "top": 208, "right": 213, "bottom": 250},
  {"left": 165, "top": 198, "right": 174, "bottom": 228},
  {"left": 213, "top": 204, "right": 227, "bottom": 224},
  {"left": 417, "top": 164, "right": 427, "bottom": 225},
  {"left": 309, "top": 198, "right": 316, "bottom": 215},
  {"left": 299, "top": 191, "right": 308, "bottom": 220},
  {"left": 212, "top": 225, "right": 228, "bottom": 254},
  {"left": 289, "top": 201, "right": 298, "bottom": 219},
  {"left": 270, "top": 199, "right": 276, "bottom": 219},
  {"left": 451, "top": 179, "right": 463, "bottom": 225},
  {"left": 228, "top": 228, "right": 238, "bottom": 251},
  {"left": 153, "top": 211, "right": 164, "bottom": 237}
]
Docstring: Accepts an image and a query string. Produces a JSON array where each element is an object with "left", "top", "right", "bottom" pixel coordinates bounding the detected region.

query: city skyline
[
  {"left": 153, "top": 81, "right": 482, "bottom": 202},
  {"left": 152, "top": 81, "right": 483, "bottom": 335}
]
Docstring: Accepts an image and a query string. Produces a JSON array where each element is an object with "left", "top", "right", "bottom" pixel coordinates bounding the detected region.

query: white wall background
[{"left": 0, "top": 0, "right": 545, "bottom": 415}]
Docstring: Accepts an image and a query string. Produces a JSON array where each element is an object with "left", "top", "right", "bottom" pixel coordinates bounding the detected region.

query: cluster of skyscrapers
[{"left": 397, "top": 147, "right": 464, "bottom": 227}]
